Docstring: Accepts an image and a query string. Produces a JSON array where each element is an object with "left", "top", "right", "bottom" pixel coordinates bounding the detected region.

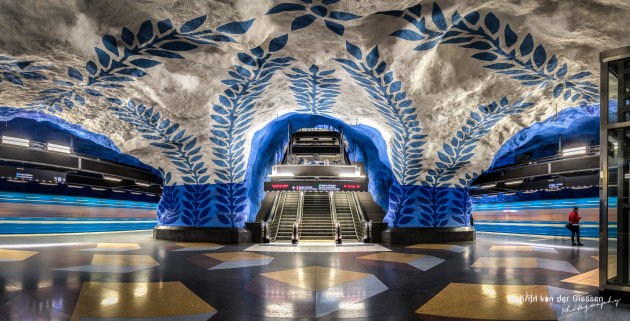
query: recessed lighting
[
  {"left": 1, "top": 136, "right": 29, "bottom": 147},
  {"left": 46, "top": 143, "right": 71, "bottom": 154}
]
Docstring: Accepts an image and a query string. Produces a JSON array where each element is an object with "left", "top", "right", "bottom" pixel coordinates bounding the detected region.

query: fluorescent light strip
[
  {"left": 135, "top": 182, "right": 151, "bottom": 187},
  {"left": 504, "top": 179, "right": 522, "bottom": 185},
  {"left": 103, "top": 176, "right": 122, "bottom": 182},
  {"left": 268, "top": 173, "right": 294, "bottom": 177},
  {"left": 46, "top": 143, "right": 71, "bottom": 154},
  {"left": 1, "top": 136, "right": 30, "bottom": 147},
  {"left": 562, "top": 146, "right": 586, "bottom": 156},
  {"left": 480, "top": 183, "right": 495, "bottom": 189},
  {"left": 339, "top": 173, "right": 364, "bottom": 177}
]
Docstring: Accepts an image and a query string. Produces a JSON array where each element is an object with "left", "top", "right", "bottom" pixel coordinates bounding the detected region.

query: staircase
[
  {"left": 299, "top": 193, "right": 334, "bottom": 240},
  {"left": 333, "top": 192, "right": 360, "bottom": 242},
  {"left": 270, "top": 192, "right": 299, "bottom": 241}
]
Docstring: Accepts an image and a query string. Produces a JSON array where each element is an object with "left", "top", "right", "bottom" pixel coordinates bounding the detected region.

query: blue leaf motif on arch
[
  {"left": 334, "top": 41, "right": 427, "bottom": 227},
  {"left": 109, "top": 99, "right": 213, "bottom": 226},
  {"left": 420, "top": 96, "right": 535, "bottom": 226},
  {"left": 285, "top": 64, "right": 341, "bottom": 116},
  {"left": 26, "top": 15, "right": 255, "bottom": 115},
  {"left": 0, "top": 56, "right": 51, "bottom": 88},
  {"left": 210, "top": 34, "right": 295, "bottom": 227},
  {"left": 266, "top": 0, "right": 361, "bottom": 36},
  {"left": 386, "top": 2, "right": 599, "bottom": 106}
]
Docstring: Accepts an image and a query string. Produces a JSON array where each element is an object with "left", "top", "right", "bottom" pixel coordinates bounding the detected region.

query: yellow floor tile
[
  {"left": 416, "top": 283, "right": 555, "bottom": 320},
  {"left": 71, "top": 282, "right": 215, "bottom": 321},
  {"left": 406, "top": 244, "right": 452, "bottom": 250},
  {"left": 204, "top": 252, "right": 272, "bottom": 262},
  {"left": 489, "top": 246, "right": 534, "bottom": 252},
  {"left": 590, "top": 256, "right": 618, "bottom": 279},
  {"left": 261, "top": 266, "right": 370, "bottom": 291},
  {"left": 358, "top": 252, "right": 424, "bottom": 263},
  {"left": 176, "top": 242, "right": 221, "bottom": 248},
  {"left": 562, "top": 269, "right": 599, "bottom": 287},
  {"left": 0, "top": 249, "right": 38, "bottom": 261},
  {"left": 91, "top": 254, "right": 158, "bottom": 266},
  {"left": 471, "top": 257, "right": 539, "bottom": 268},
  {"left": 96, "top": 243, "right": 140, "bottom": 249}
]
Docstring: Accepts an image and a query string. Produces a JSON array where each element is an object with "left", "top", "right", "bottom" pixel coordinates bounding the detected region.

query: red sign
[
  {"left": 271, "top": 184, "right": 289, "bottom": 189},
  {"left": 343, "top": 184, "right": 361, "bottom": 189}
]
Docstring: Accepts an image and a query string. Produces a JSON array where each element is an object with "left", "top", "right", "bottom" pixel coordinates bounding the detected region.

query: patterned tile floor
[{"left": 0, "top": 231, "right": 628, "bottom": 320}]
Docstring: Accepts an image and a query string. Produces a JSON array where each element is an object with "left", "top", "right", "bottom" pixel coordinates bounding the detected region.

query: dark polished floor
[{"left": 0, "top": 231, "right": 628, "bottom": 320}]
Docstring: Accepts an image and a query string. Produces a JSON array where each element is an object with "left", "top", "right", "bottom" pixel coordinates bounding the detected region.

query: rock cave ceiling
[{"left": 0, "top": 0, "right": 628, "bottom": 191}]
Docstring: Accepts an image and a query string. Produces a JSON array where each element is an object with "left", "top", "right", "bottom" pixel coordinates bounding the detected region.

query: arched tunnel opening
[
  {"left": 245, "top": 113, "right": 393, "bottom": 243},
  {"left": 2, "top": 1, "right": 630, "bottom": 317}
]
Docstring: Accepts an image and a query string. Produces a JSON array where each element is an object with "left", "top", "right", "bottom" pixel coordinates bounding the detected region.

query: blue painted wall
[
  {"left": 0, "top": 108, "right": 158, "bottom": 174},
  {"left": 489, "top": 104, "right": 600, "bottom": 170},
  {"left": 245, "top": 113, "right": 393, "bottom": 220}
]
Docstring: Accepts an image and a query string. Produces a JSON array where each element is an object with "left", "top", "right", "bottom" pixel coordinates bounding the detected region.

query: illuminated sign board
[
  {"left": 264, "top": 181, "right": 367, "bottom": 192},
  {"left": 0, "top": 165, "right": 66, "bottom": 183}
]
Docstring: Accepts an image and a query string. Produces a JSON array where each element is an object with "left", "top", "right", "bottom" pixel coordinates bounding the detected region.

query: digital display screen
[
  {"left": 264, "top": 181, "right": 367, "bottom": 192},
  {"left": 548, "top": 182, "right": 563, "bottom": 190},
  {"left": 0, "top": 165, "right": 66, "bottom": 183}
]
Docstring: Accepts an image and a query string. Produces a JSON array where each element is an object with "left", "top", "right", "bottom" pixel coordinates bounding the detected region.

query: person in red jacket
[{"left": 569, "top": 207, "right": 584, "bottom": 246}]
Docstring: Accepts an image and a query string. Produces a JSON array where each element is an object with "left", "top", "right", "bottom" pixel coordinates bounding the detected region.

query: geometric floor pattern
[
  {"left": 1, "top": 231, "right": 628, "bottom": 320},
  {"left": 416, "top": 283, "right": 585, "bottom": 320},
  {"left": 77, "top": 243, "right": 141, "bottom": 252},
  {"left": 489, "top": 245, "right": 558, "bottom": 253},
  {"left": 171, "top": 242, "right": 224, "bottom": 251},
  {"left": 357, "top": 252, "right": 445, "bottom": 271},
  {"left": 0, "top": 248, "right": 38, "bottom": 261},
  {"left": 472, "top": 257, "right": 580, "bottom": 273},
  {"left": 248, "top": 266, "right": 388, "bottom": 318},
  {"left": 244, "top": 243, "right": 391, "bottom": 253},
  {"left": 187, "top": 252, "right": 274, "bottom": 270},
  {"left": 53, "top": 254, "right": 160, "bottom": 273},
  {"left": 70, "top": 282, "right": 216, "bottom": 321},
  {"left": 406, "top": 243, "right": 466, "bottom": 253}
]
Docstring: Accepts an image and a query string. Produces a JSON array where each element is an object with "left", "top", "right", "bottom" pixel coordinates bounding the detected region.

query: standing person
[{"left": 568, "top": 207, "right": 584, "bottom": 246}]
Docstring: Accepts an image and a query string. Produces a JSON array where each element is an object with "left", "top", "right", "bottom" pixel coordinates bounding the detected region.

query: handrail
[
  {"left": 296, "top": 191, "right": 304, "bottom": 241},
  {"left": 329, "top": 191, "right": 337, "bottom": 240},
  {"left": 266, "top": 191, "right": 281, "bottom": 223},
  {"left": 350, "top": 192, "right": 367, "bottom": 241},
  {"left": 266, "top": 192, "right": 281, "bottom": 241},
  {"left": 271, "top": 192, "right": 286, "bottom": 242}
]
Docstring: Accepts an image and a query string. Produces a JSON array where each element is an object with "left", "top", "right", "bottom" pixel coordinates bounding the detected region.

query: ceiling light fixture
[{"left": 1, "top": 136, "right": 30, "bottom": 147}]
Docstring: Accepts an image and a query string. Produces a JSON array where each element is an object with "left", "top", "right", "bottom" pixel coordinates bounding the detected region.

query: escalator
[
  {"left": 333, "top": 192, "right": 363, "bottom": 242},
  {"left": 299, "top": 193, "right": 334, "bottom": 240},
  {"left": 264, "top": 126, "right": 370, "bottom": 243},
  {"left": 269, "top": 192, "right": 300, "bottom": 241}
]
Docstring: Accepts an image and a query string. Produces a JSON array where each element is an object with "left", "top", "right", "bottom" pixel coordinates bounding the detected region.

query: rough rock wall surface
[{"left": 0, "top": 0, "right": 627, "bottom": 227}]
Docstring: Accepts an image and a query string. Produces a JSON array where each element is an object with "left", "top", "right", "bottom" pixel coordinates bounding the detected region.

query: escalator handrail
[
  {"left": 266, "top": 191, "right": 281, "bottom": 224},
  {"left": 271, "top": 192, "right": 286, "bottom": 242},
  {"left": 296, "top": 191, "right": 304, "bottom": 241},
  {"left": 329, "top": 191, "right": 338, "bottom": 240},
  {"left": 350, "top": 192, "right": 367, "bottom": 241}
]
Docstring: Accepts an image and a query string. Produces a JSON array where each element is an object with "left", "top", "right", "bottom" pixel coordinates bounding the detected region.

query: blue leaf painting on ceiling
[
  {"left": 384, "top": 2, "right": 599, "bottom": 106},
  {"left": 334, "top": 41, "right": 427, "bottom": 227},
  {"left": 417, "top": 97, "right": 535, "bottom": 226},
  {"left": 266, "top": 0, "right": 361, "bottom": 36},
  {"left": 109, "top": 99, "right": 213, "bottom": 226},
  {"left": 0, "top": 56, "right": 51, "bottom": 86},
  {"left": 210, "top": 34, "right": 295, "bottom": 227},
  {"left": 285, "top": 64, "right": 341, "bottom": 116},
  {"left": 26, "top": 16, "right": 254, "bottom": 114}
]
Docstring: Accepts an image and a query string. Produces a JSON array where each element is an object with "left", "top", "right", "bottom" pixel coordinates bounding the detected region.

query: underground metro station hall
[{"left": 1, "top": 0, "right": 630, "bottom": 320}]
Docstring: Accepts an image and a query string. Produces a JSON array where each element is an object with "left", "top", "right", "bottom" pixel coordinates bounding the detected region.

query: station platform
[{"left": 0, "top": 231, "right": 627, "bottom": 320}]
